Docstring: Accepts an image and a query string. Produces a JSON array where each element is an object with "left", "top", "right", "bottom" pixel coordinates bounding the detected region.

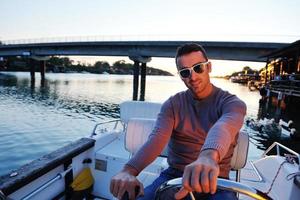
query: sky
[{"left": 1, "top": 0, "right": 300, "bottom": 76}]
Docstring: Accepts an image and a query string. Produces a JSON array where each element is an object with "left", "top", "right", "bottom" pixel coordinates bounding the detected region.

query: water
[{"left": 0, "top": 72, "right": 297, "bottom": 176}]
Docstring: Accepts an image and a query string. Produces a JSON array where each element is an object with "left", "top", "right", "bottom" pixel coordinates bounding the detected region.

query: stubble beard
[{"left": 187, "top": 80, "right": 211, "bottom": 99}]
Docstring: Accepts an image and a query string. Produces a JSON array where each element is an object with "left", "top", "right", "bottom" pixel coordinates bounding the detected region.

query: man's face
[{"left": 177, "top": 51, "right": 212, "bottom": 99}]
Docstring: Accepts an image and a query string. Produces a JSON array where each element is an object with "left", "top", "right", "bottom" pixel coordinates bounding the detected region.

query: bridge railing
[
  {"left": 1, "top": 34, "right": 299, "bottom": 45},
  {"left": 2, "top": 35, "right": 190, "bottom": 45}
]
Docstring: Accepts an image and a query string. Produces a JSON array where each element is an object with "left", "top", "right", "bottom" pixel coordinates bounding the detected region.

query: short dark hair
[{"left": 175, "top": 43, "right": 208, "bottom": 66}]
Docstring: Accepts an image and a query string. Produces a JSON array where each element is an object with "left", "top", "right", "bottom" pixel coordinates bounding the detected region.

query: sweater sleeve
[
  {"left": 201, "top": 95, "right": 246, "bottom": 160},
  {"left": 126, "top": 97, "right": 175, "bottom": 174}
]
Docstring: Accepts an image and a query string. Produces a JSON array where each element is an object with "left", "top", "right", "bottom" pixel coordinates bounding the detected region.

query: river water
[{"left": 0, "top": 72, "right": 298, "bottom": 176}]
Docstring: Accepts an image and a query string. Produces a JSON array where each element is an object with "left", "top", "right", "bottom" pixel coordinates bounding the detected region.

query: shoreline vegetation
[
  {"left": 0, "top": 56, "right": 173, "bottom": 76},
  {"left": 0, "top": 57, "right": 261, "bottom": 78},
  {"left": 213, "top": 66, "right": 261, "bottom": 79}
]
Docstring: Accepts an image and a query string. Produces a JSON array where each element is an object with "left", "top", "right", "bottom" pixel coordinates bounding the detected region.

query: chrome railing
[
  {"left": 262, "top": 142, "right": 299, "bottom": 161},
  {"left": 249, "top": 160, "right": 264, "bottom": 182},
  {"left": 21, "top": 167, "right": 72, "bottom": 200},
  {"left": 91, "top": 119, "right": 124, "bottom": 137},
  {"left": 249, "top": 142, "right": 300, "bottom": 183}
]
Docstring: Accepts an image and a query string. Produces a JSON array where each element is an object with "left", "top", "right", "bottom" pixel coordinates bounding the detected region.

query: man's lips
[{"left": 189, "top": 81, "right": 201, "bottom": 88}]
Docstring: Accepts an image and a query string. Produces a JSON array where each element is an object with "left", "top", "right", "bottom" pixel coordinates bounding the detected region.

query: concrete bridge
[
  {"left": 0, "top": 41, "right": 288, "bottom": 62},
  {"left": 0, "top": 40, "right": 289, "bottom": 100}
]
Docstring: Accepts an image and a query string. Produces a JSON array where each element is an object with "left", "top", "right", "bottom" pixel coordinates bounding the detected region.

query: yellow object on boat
[{"left": 71, "top": 168, "right": 94, "bottom": 191}]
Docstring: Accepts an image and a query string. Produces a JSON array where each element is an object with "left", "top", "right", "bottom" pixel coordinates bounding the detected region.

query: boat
[
  {"left": 248, "top": 80, "right": 263, "bottom": 92},
  {"left": 230, "top": 74, "right": 249, "bottom": 84},
  {"left": 0, "top": 101, "right": 299, "bottom": 200}
]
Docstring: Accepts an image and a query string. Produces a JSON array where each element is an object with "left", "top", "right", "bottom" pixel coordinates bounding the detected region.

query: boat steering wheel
[{"left": 155, "top": 177, "right": 271, "bottom": 200}]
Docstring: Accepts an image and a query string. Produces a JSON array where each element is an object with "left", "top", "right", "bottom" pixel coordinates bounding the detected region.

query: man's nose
[{"left": 190, "top": 70, "right": 198, "bottom": 81}]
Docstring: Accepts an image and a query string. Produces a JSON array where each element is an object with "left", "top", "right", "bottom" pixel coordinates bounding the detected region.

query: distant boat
[
  {"left": 102, "top": 71, "right": 110, "bottom": 75},
  {"left": 230, "top": 75, "right": 248, "bottom": 84}
]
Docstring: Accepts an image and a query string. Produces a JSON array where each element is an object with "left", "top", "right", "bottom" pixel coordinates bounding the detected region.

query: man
[{"left": 110, "top": 43, "right": 246, "bottom": 200}]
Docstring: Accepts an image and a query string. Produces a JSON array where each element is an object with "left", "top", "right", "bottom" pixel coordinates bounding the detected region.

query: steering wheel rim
[{"left": 155, "top": 177, "right": 271, "bottom": 200}]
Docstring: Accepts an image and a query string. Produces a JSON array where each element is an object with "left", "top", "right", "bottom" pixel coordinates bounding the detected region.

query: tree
[
  {"left": 61, "top": 57, "right": 73, "bottom": 66},
  {"left": 242, "top": 66, "right": 251, "bottom": 71},
  {"left": 48, "top": 56, "right": 73, "bottom": 67},
  {"left": 113, "top": 60, "right": 127, "bottom": 68},
  {"left": 95, "top": 61, "right": 109, "bottom": 68}
]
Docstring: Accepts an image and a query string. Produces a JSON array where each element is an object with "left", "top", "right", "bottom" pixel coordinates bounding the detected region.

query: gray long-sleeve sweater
[{"left": 126, "top": 85, "right": 247, "bottom": 178}]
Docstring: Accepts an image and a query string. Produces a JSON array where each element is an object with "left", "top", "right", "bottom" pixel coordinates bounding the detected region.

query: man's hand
[
  {"left": 110, "top": 166, "right": 144, "bottom": 200},
  {"left": 175, "top": 149, "right": 220, "bottom": 199}
]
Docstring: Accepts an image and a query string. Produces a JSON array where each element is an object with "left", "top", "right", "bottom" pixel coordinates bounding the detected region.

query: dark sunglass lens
[
  {"left": 180, "top": 69, "right": 190, "bottom": 78},
  {"left": 193, "top": 64, "right": 203, "bottom": 74}
]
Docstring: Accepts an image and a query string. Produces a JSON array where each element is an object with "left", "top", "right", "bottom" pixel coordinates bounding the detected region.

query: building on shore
[
  {"left": 260, "top": 40, "right": 300, "bottom": 101},
  {"left": 257, "top": 40, "right": 300, "bottom": 138}
]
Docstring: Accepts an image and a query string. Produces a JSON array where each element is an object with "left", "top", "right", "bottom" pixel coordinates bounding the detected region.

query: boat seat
[
  {"left": 125, "top": 118, "right": 168, "bottom": 156},
  {"left": 120, "top": 101, "right": 162, "bottom": 124},
  {"left": 230, "top": 131, "right": 249, "bottom": 183},
  {"left": 124, "top": 118, "right": 169, "bottom": 192},
  {"left": 230, "top": 131, "right": 249, "bottom": 170}
]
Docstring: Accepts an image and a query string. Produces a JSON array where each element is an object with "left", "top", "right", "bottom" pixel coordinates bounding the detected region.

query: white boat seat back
[
  {"left": 120, "top": 101, "right": 162, "bottom": 124},
  {"left": 125, "top": 116, "right": 248, "bottom": 170},
  {"left": 125, "top": 118, "right": 168, "bottom": 156},
  {"left": 230, "top": 131, "right": 249, "bottom": 170}
]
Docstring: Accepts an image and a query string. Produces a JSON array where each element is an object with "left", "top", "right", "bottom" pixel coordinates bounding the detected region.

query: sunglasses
[{"left": 178, "top": 61, "right": 209, "bottom": 79}]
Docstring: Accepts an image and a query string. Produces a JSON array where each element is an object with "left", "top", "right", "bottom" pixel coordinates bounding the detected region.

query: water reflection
[
  {"left": 248, "top": 96, "right": 300, "bottom": 153},
  {"left": 0, "top": 73, "right": 18, "bottom": 86},
  {"left": 0, "top": 72, "right": 129, "bottom": 175}
]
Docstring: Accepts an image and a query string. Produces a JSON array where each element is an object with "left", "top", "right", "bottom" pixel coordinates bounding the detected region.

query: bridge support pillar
[
  {"left": 40, "top": 60, "right": 46, "bottom": 80},
  {"left": 140, "top": 63, "right": 147, "bottom": 101},
  {"left": 129, "top": 55, "right": 151, "bottom": 101},
  {"left": 30, "top": 56, "right": 49, "bottom": 81},
  {"left": 29, "top": 58, "right": 35, "bottom": 80},
  {"left": 133, "top": 61, "right": 140, "bottom": 101}
]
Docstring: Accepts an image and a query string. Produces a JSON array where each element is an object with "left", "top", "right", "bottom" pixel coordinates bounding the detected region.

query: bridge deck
[{"left": 0, "top": 41, "right": 289, "bottom": 62}]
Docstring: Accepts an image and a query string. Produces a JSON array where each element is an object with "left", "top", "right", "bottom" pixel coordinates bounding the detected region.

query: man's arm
[
  {"left": 175, "top": 96, "right": 246, "bottom": 199},
  {"left": 110, "top": 98, "right": 175, "bottom": 199},
  {"left": 201, "top": 96, "right": 247, "bottom": 160}
]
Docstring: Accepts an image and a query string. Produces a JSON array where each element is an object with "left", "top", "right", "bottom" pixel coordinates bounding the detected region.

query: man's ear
[
  {"left": 176, "top": 58, "right": 181, "bottom": 70},
  {"left": 207, "top": 61, "right": 212, "bottom": 73}
]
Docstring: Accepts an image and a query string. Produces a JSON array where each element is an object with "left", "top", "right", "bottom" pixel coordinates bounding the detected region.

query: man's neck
[{"left": 193, "top": 83, "right": 213, "bottom": 100}]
